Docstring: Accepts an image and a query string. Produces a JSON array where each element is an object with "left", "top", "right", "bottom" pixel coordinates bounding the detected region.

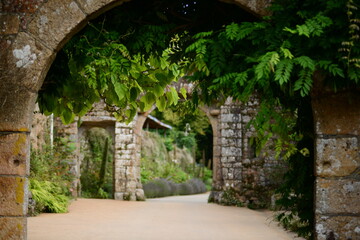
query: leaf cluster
[
  {"left": 39, "top": 0, "right": 256, "bottom": 124},
  {"left": 30, "top": 179, "right": 69, "bottom": 214},
  {"left": 29, "top": 137, "right": 75, "bottom": 214},
  {"left": 39, "top": 4, "right": 185, "bottom": 124},
  {"left": 178, "top": 0, "right": 360, "bottom": 164}
]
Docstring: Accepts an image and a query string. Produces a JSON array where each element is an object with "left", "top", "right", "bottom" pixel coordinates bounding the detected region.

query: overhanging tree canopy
[{"left": 39, "top": 0, "right": 255, "bottom": 123}]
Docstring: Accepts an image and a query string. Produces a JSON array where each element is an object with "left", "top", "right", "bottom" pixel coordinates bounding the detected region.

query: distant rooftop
[{"left": 143, "top": 115, "right": 172, "bottom": 130}]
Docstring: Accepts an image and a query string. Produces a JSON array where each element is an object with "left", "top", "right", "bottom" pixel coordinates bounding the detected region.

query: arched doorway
[{"left": 78, "top": 125, "right": 115, "bottom": 199}]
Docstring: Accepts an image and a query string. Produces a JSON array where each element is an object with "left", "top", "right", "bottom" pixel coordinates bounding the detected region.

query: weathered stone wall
[
  {"left": 54, "top": 119, "right": 80, "bottom": 198},
  {"left": 201, "top": 106, "right": 222, "bottom": 190},
  {"left": 114, "top": 119, "right": 144, "bottom": 201},
  {"left": 81, "top": 102, "right": 145, "bottom": 200},
  {"left": 53, "top": 101, "right": 144, "bottom": 201},
  {"left": 30, "top": 104, "right": 49, "bottom": 150},
  {"left": 312, "top": 90, "right": 360, "bottom": 240},
  {"left": 220, "top": 0, "right": 271, "bottom": 16},
  {"left": 210, "top": 97, "right": 283, "bottom": 207}
]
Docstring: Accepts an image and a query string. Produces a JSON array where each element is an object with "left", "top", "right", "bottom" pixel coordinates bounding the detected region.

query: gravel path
[{"left": 28, "top": 193, "right": 303, "bottom": 240}]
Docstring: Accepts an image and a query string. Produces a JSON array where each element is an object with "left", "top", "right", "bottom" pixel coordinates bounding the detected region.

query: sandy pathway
[{"left": 28, "top": 193, "right": 303, "bottom": 240}]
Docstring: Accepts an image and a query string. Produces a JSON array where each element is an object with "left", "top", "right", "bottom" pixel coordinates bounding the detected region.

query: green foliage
[
  {"left": 39, "top": 7, "right": 184, "bottom": 124},
  {"left": 30, "top": 179, "right": 69, "bottom": 214},
  {"left": 169, "top": 130, "right": 197, "bottom": 150},
  {"left": 274, "top": 100, "right": 315, "bottom": 240},
  {"left": 140, "top": 130, "right": 213, "bottom": 188},
  {"left": 202, "top": 167, "right": 213, "bottom": 191},
  {"left": 181, "top": 0, "right": 360, "bottom": 138},
  {"left": 29, "top": 138, "right": 75, "bottom": 215},
  {"left": 154, "top": 101, "right": 211, "bottom": 137},
  {"left": 164, "top": 138, "right": 174, "bottom": 151},
  {"left": 140, "top": 157, "right": 191, "bottom": 184},
  {"left": 141, "top": 130, "right": 169, "bottom": 162},
  {"left": 140, "top": 130, "right": 193, "bottom": 184},
  {"left": 283, "top": 13, "right": 333, "bottom": 37},
  {"left": 98, "top": 137, "right": 109, "bottom": 189},
  {"left": 218, "top": 189, "right": 244, "bottom": 207},
  {"left": 163, "top": 163, "right": 190, "bottom": 183},
  {"left": 30, "top": 140, "right": 74, "bottom": 187},
  {"left": 39, "top": 0, "right": 259, "bottom": 124},
  {"left": 152, "top": 101, "right": 213, "bottom": 167}
]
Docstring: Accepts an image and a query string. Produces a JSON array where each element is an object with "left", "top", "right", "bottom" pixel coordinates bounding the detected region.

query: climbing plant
[
  {"left": 181, "top": 0, "right": 359, "bottom": 144},
  {"left": 152, "top": 101, "right": 213, "bottom": 166},
  {"left": 174, "top": 0, "right": 359, "bottom": 238},
  {"left": 38, "top": 0, "right": 249, "bottom": 124},
  {"left": 37, "top": 0, "right": 359, "bottom": 238}
]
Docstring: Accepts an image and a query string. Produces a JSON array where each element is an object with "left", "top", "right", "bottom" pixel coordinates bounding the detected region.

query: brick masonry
[{"left": 209, "top": 97, "right": 284, "bottom": 207}]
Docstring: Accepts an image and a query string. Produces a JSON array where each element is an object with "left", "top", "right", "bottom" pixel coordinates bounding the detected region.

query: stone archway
[{"left": 1, "top": 1, "right": 359, "bottom": 239}]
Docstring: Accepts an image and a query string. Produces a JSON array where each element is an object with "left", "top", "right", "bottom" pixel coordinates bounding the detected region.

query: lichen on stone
[{"left": 12, "top": 45, "right": 37, "bottom": 68}]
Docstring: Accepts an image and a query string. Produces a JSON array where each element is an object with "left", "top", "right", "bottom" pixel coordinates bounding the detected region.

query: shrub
[
  {"left": 178, "top": 182, "right": 194, "bottom": 195},
  {"left": 201, "top": 167, "right": 213, "bottom": 191},
  {"left": 30, "top": 179, "right": 69, "bottom": 214},
  {"left": 220, "top": 189, "right": 244, "bottom": 207},
  {"left": 162, "top": 163, "right": 190, "bottom": 183},
  {"left": 143, "top": 178, "right": 207, "bottom": 198},
  {"left": 188, "top": 178, "right": 207, "bottom": 193},
  {"left": 143, "top": 179, "right": 172, "bottom": 198},
  {"left": 140, "top": 156, "right": 192, "bottom": 184},
  {"left": 29, "top": 137, "right": 75, "bottom": 215}
]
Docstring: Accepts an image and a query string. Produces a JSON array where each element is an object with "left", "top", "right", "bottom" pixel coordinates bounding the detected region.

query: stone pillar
[
  {"left": 208, "top": 109, "right": 222, "bottom": 190},
  {"left": 114, "top": 119, "right": 143, "bottom": 201},
  {"left": 312, "top": 90, "right": 360, "bottom": 240},
  {"left": 219, "top": 98, "right": 244, "bottom": 191},
  {"left": 0, "top": 131, "right": 29, "bottom": 239},
  {"left": 54, "top": 119, "right": 80, "bottom": 198},
  {"left": 200, "top": 105, "right": 222, "bottom": 190},
  {"left": 209, "top": 96, "right": 282, "bottom": 207},
  {"left": 209, "top": 98, "right": 245, "bottom": 203}
]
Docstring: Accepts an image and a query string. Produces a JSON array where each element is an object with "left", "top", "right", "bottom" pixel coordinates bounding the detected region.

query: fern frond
[
  {"left": 225, "top": 22, "right": 265, "bottom": 41},
  {"left": 294, "top": 56, "right": 315, "bottom": 70},
  {"left": 255, "top": 52, "right": 280, "bottom": 80},
  {"left": 193, "top": 31, "right": 213, "bottom": 39},
  {"left": 209, "top": 43, "right": 226, "bottom": 76},
  {"left": 318, "top": 61, "right": 345, "bottom": 78},
  {"left": 284, "top": 13, "right": 333, "bottom": 38},
  {"left": 185, "top": 39, "right": 211, "bottom": 53},
  {"left": 294, "top": 69, "right": 313, "bottom": 97},
  {"left": 275, "top": 59, "right": 294, "bottom": 85},
  {"left": 280, "top": 47, "right": 294, "bottom": 59}
]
